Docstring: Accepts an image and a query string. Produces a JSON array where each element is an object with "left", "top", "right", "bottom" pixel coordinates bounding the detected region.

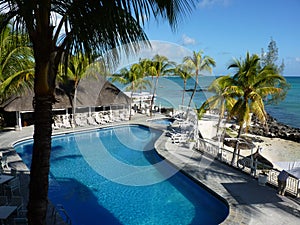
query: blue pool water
[
  {"left": 148, "top": 118, "right": 175, "bottom": 125},
  {"left": 15, "top": 125, "right": 228, "bottom": 225}
]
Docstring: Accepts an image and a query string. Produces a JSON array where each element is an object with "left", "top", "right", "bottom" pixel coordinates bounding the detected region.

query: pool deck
[{"left": 1, "top": 113, "right": 300, "bottom": 225}]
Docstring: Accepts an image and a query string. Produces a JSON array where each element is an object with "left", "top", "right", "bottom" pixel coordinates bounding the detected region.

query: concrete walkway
[
  {"left": 155, "top": 131, "right": 300, "bottom": 225},
  {"left": 1, "top": 113, "right": 300, "bottom": 225}
]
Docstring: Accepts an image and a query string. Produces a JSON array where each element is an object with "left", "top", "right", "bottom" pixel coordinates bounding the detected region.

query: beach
[
  {"left": 198, "top": 112, "right": 300, "bottom": 170},
  {"left": 255, "top": 136, "right": 300, "bottom": 166}
]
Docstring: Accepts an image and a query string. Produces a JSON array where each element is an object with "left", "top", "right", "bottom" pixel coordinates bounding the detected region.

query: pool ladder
[{"left": 51, "top": 204, "right": 72, "bottom": 225}]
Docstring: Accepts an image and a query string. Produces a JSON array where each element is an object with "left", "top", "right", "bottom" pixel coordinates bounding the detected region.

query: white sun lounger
[{"left": 87, "top": 116, "right": 97, "bottom": 126}]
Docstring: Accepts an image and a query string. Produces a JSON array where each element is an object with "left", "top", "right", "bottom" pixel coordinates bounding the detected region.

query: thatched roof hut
[
  {"left": 1, "top": 88, "right": 72, "bottom": 112},
  {"left": 76, "top": 73, "right": 131, "bottom": 107},
  {"left": 0, "top": 74, "right": 131, "bottom": 128}
]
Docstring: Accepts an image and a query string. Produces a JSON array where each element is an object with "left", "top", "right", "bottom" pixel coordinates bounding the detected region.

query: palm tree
[
  {"left": 58, "top": 53, "right": 104, "bottom": 125},
  {"left": 0, "top": 2, "right": 196, "bottom": 223},
  {"left": 227, "top": 52, "right": 288, "bottom": 165},
  {"left": 112, "top": 63, "right": 150, "bottom": 119},
  {"left": 174, "top": 64, "right": 192, "bottom": 105},
  {"left": 198, "top": 75, "right": 236, "bottom": 135},
  {"left": 148, "top": 54, "right": 175, "bottom": 116},
  {"left": 0, "top": 24, "right": 34, "bottom": 102},
  {"left": 183, "top": 50, "right": 216, "bottom": 108}
]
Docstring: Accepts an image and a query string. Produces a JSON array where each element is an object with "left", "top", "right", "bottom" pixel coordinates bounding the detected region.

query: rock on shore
[{"left": 249, "top": 114, "right": 300, "bottom": 143}]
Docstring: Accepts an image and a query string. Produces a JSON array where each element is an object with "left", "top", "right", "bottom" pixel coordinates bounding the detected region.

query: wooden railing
[{"left": 197, "top": 138, "right": 300, "bottom": 197}]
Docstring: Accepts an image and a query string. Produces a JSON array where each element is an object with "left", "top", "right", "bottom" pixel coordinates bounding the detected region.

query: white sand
[
  {"left": 255, "top": 136, "right": 300, "bottom": 163},
  {"left": 198, "top": 113, "right": 300, "bottom": 169}
]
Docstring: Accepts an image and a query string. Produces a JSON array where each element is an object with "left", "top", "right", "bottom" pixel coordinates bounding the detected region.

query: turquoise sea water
[
  {"left": 111, "top": 76, "right": 300, "bottom": 128},
  {"left": 265, "top": 76, "right": 300, "bottom": 129}
]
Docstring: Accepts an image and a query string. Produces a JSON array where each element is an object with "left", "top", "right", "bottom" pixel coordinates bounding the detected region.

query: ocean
[{"left": 110, "top": 76, "right": 300, "bottom": 129}]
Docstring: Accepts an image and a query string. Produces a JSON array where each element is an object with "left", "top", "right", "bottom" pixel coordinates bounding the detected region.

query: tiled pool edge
[{"left": 153, "top": 130, "right": 251, "bottom": 225}]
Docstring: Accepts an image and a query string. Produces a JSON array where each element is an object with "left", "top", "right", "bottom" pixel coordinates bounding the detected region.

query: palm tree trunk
[
  {"left": 230, "top": 125, "right": 243, "bottom": 166},
  {"left": 216, "top": 99, "right": 225, "bottom": 135},
  {"left": 129, "top": 83, "right": 134, "bottom": 120},
  {"left": 72, "top": 86, "right": 78, "bottom": 126},
  {"left": 188, "top": 74, "right": 198, "bottom": 107},
  {"left": 150, "top": 76, "right": 159, "bottom": 117},
  {"left": 182, "top": 80, "right": 186, "bottom": 105},
  {"left": 27, "top": 94, "right": 53, "bottom": 225}
]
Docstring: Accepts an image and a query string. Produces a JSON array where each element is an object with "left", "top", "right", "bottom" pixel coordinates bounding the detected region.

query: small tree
[
  {"left": 183, "top": 50, "right": 216, "bottom": 108},
  {"left": 261, "top": 37, "right": 285, "bottom": 74},
  {"left": 112, "top": 63, "right": 150, "bottom": 119},
  {"left": 148, "top": 54, "right": 175, "bottom": 116},
  {"left": 174, "top": 64, "right": 192, "bottom": 105},
  {"left": 261, "top": 38, "right": 290, "bottom": 104}
]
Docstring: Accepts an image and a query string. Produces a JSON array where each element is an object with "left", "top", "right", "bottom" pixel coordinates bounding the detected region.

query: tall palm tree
[
  {"left": 198, "top": 75, "right": 236, "bottom": 135},
  {"left": 227, "top": 52, "right": 287, "bottom": 165},
  {"left": 174, "top": 64, "right": 192, "bottom": 105},
  {"left": 58, "top": 53, "right": 104, "bottom": 125},
  {"left": 0, "top": 1, "right": 196, "bottom": 224},
  {"left": 148, "top": 54, "right": 175, "bottom": 116},
  {"left": 183, "top": 50, "right": 216, "bottom": 108},
  {"left": 112, "top": 63, "right": 150, "bottom": 119},
  {"left": 0, "top": 24, "right": 34, "bottom": 102}
]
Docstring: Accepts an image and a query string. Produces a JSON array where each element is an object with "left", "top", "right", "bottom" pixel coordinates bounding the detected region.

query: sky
[{"left": 132, "top": 0, "right": 300, "bottom": 76}]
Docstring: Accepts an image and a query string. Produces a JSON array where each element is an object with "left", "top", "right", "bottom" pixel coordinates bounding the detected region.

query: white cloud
[
  {"left": 112, "top": 40, "right": 193, "bottom": 72},
  {"left": 182, "top": 34, "right": 197, "bottom": 46},
  {"left": 198, "top": 0, "right": 230, "bottom": 8},
  {"left": 295, "top": 57, "right": 300, "bottom": 63}
]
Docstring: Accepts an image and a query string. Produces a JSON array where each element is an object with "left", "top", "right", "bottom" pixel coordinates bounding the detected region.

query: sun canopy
[{"left": 274, "top": 161, "right": 300, "bottom": 179}]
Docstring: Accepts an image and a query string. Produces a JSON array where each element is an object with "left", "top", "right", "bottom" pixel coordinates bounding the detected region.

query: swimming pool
[
  {"left": 15, "top": 125, "right": 228, "bottom": 225},
  {"left": 147, "top": 118, "right": 175, "bottom": 125}
]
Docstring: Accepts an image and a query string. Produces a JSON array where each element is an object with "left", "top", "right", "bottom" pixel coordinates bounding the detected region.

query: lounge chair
[
  {"left": 119, "top": 113, "right": 129, "bottom": 121},
  {"left": 94, "top": 114, "right": 106, "bottom": 125},
  {"left": 13, "top": 209, "right": 28, "bottom": 225},
  {"left": 52, "top": 116, "right": 63, "bottom": 129},
  {"left": 87, "top": 116, "right": 97, "bottom": 126},
  {"left": 8, "top": 196, "right": 23, "bottom": 213},
  {"left": 4, "top": 177, "right": 20, "bottom": 197},
  {"left": 171, "top": 133, "right": 189, "bottom": 144},
  {"left": 61, "top": 116, "right": 72, "bottom": 128},
  {"left": 75, "top": 117, "right": 85, "bottom": 127},
  {"left": 0, "top": 153, "right": 10, "bottom": 172},
  {"left": 0, "top": 196, "right": 8, "bottom": 205},
  {"left": 103, "top": 115, "right": 113, "bottom": 123}
]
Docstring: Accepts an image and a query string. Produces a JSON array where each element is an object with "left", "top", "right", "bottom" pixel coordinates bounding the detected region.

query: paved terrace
[{"left": 0, "top": 113, "right": 300, "bottom": 224}]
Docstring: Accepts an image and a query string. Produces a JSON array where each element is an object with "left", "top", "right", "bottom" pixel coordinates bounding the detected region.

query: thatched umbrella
[
  {"left": 237, "top": 150, "right": 273, "bottom": 170},
  {"left": 223, "top": 135, "right": 256, "bottom": 150}
]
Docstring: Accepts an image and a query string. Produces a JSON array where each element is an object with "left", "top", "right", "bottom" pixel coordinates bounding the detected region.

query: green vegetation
[
  {"left": 183, "top": 50, "right": 216, "bottom": 107},
  {"left": 199, "top": 52, "right": 288, "bottom": 166},
  {"left": 174, "top": 63, "right": 193, "bottom": 105},
  {"left": 148, "top": 55, "right": 175, "bottom": 116},
  {"left": 0, "top": 24, "right": 34, "bottom": 103},
  {"left": 58, "top": 53, "right": 105, "bottom": 124},
  {"left": 112, "top": 62, "right": 151, "bottom": 119}
]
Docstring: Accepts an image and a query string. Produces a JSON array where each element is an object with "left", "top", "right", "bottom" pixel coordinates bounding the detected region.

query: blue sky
[{"left": 140, "top": 0, "right": 300, "bottom": 76}]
